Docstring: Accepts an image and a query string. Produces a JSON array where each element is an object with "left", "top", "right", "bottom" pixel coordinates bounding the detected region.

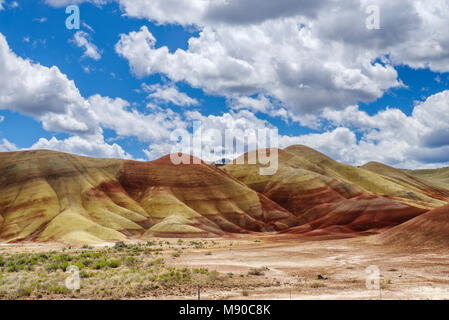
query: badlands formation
[{"left": 1, "top": 146, "right": 449, "bottom": 245}]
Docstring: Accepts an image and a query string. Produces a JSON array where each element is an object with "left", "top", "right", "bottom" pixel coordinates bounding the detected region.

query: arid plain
[{"left": 1, "top": 236, "right": 449, "bottom": 300}]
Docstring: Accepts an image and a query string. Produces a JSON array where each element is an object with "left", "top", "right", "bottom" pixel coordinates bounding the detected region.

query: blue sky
[{"left": 1, "top": 0, "right": 449, "bottom": 168}]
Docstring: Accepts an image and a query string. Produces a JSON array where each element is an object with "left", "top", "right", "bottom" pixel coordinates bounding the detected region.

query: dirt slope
[
  {"left": 223, "top": 146, "right": 430, "bottom": 237},
  {"left": 362, "top": 162, "right": 449, "bottom": 204},
  {"left": 377, "top": 204, "right": 449, "bottom": 246},
  {"left": 408, "top": 167, "right": 449, "bottom": 190}
]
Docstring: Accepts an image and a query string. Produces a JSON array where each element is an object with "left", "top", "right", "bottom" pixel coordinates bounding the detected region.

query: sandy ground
[
  {"left": 165, "top": 236, "right": 449, "bottom": 300},
  {"left": 1, "top": 236, "right": 449, "bottom": 300}
]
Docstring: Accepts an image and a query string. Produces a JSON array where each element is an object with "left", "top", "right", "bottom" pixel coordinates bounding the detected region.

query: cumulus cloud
[
  {"left": 43, "top": 0, "right": 449, "bottom": 75},
  {"left": 143, "top": 109, "right": 274, "bottom": 161},
  {"left": 229, "top": 95, "right": 292, "bottom": 121},
  {"left": 141, "top": 108, "right": 357, "bottom": 166},
  {"left": 317, "top": 90, "right": 449, "bottom": 168},
  {"left": 141, "top": 89, "right": 449, "bottom": 168},
  {"left": 0, "top": 138, "right": 17, "bottom": 152},
  {"left": 114, "top": 0, "right": 449, "bottom": 71},
  {"left": 0, "top": 33, "right": 97, "bottom": 135},
  {"left": 117, "top": 0, "right": 208, "bottom": 25},
  {"left": 116, "top": 0, "right": 328, "bottom": 26},
  {"left": 142, "top": 83, "right": 199, "bottom": 107},
  {"left": 0, "top": 32, "right": 184, "bottom": 159},
  {"left": 89, "top": 94, "right": 187, "bottom": 142},
  {"left": 31, "top": 134, "right": 131, "bottom": 159},
  {"left": 110, "top": 0, "right": 449, "bottom": 126},
  {"left": 116, "top": 25, "right": 400, "bottom": 120},
  {"left": 72, "top": 31, "right": 102, "bottom": 60}
]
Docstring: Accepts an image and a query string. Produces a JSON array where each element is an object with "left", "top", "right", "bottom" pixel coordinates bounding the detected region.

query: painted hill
[
  {"left": 223, "top": 146, "right": 440, "bottom": 237},
  {"left": 407, "top": 167, "right": 449, "bottom": 190},
  {"left": 224, "top": 146, "right": 448, "bottom": 209},
  {"left": 0, "top": 150, "right": 298, "bottom": 244},
  {"left": 361, "top": 162, "right": 449, "bottom": 205},
  {"left": 2, "top": 147, "right": 449, "bottom": 244},
  {"left": 377, "top": 204, "right": 449, "bottom": 246}
]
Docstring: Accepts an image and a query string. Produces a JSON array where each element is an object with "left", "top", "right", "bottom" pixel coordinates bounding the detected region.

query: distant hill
[{"left": 407, "top": 167, "right": 449, "bottom": 190}]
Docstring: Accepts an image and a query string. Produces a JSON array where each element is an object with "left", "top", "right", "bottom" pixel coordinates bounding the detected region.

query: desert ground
[{"left": 1, "top": 235, "right": 448, "bottom": 300}]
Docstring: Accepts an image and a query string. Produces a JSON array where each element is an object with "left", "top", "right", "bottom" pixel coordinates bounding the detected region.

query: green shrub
[
  {"left": 0, "top": 256, "right": 6, "bottom": 267},
  {"left": 7, "top": 264, "right": 20, "bottom": 273},
  {"left": 92, "top": 260, "right": 108, "bottom": 270},
  {"left": 108, "top": 260, "right": 121, "bottom": 268},
  {"left": 50, "top": 286, "right": 69, "bottom": 295},
  {"left": 124, "top": 257, "right": 137, "bottom": 267},
  {"left": 150, "top": 258, "right": 164, "bottom": 266},
  {"left": 193, "top": 268, "right": 209, "bottom": 274},
  {"left": 80, "top": 270, "right": 94, "bottom": 278},
  {"left": 114, "top": 241, "right": 127, "bottom": 251},
  {"left": 16, "top": 287, "right": 33, "bottom": 298}
]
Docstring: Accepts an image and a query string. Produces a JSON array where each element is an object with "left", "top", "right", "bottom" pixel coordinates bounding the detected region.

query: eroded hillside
[{"left": 0, "top": 150, "right": 297, "bottom": 244}]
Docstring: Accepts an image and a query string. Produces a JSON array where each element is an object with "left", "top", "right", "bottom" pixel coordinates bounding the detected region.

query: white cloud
[
  {"left": 89, "top": 94, "right": 187, "bottom": 142},
  {"left": 0, "top": 115, "right": 4, "bottom": 123},
  {"left": 0, "top": 33, "right": 97, "bottom": 135},
  {"left": 0, "top": 1, "right": 4, "bottom": 10},
  {"left": 110, "top": 0, "right": 449, "bottom": 128},
  {"left": 142, "top": 83, "right": 198, "bottom": 107},
  {"left": 82, "top": 22, "right": 95, "bottom": 33},
  {"left": 230, "top": 95, "right": 292, "bottom": 121},
  {"left": 42, "top": 0, "right": 449, "bottom": 76},
  {"left": 315, "top": 90, "right": 449, "bottom": 168},
  {"left": 31, "top": 134, "right": 132, "bottom": 159},
  {"left": 0, "top": 32, "right": 185, "bottom": 159},
  {"left": 34, "top": 17, "right": 48, "bottom": 23},
  {"left": 117, "top": 0, "right": 208, "bottom": 25},
  {"left": 116, "top": 24, "right": 400, "bottom": 120},
  {"left": 140, "top": 89, "right": 449, "bottom": 168},
  {"left": 72, "top": 31, "right": 102, "bottom": 60},
  {"left": 144, "top": 109, "right": 273, "bottom": 161},
  {"left": 44, "top": 0, "right": 106, "bottom": 7},
  {"left": 113, "top": 0, "right": 449, "bottom": 72},
  {"left": 116, "top": 0, "right": 328, "bottom": 26},
  {"left": 0, "top": 138, "right": 17, "bottom": 152}
]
